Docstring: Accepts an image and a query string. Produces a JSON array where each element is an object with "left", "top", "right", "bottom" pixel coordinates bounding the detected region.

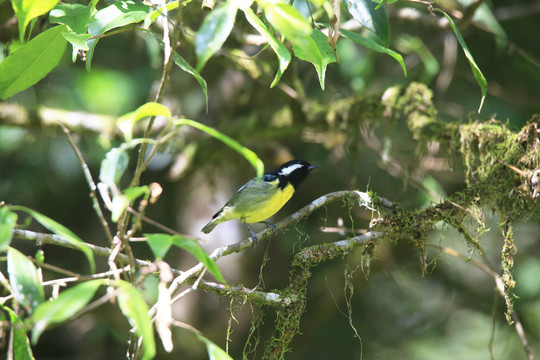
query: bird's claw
[{"left": 259, "top": 221, "right": 278, "bottom": 234}]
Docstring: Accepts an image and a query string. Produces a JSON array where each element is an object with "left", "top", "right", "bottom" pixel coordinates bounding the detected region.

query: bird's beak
[{"left": 308, "top": 165, "right": 319, "bottom": 171}]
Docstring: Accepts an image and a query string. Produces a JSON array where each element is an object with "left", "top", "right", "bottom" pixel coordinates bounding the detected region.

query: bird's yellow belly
[{"left": 243, "top": 184, "right": 294, "bottom": 223}]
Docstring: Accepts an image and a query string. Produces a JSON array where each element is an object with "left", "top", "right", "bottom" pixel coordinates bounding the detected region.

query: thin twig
[
  {"left": 12, "top": 229, "right": 152, "bottom": 268},
  {"left": 108, "top": 238, "right": 124, "bottom": 282},
  {"left": 130, "top": 6, "right": 184, "bottom": 190},
  {"left": 170, "top": 268, "right": 207, "bottom": 305},
  {"left": 58, "top": 121, "right": 114, "bottom": 245},
  {"left": 41, "top": 266, "right": 132, "bottom": 287},
  {"left": 126, "top": 206, "right": 199, "bottom": 238}
]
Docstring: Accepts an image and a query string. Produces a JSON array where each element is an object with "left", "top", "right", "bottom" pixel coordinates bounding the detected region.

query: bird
[{"left": 201, "top": 159, "right": 318, "bottom": 244}]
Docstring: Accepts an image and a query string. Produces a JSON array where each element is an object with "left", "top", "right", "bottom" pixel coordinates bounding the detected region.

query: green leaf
[
  {"left": 117, "top": 102, "right": 172, "bottom": 142},
  {"left": 123, "top": 186, "right": 150, "bottom": 202},
  {"left": 0, "top": 206, "right": 17, "bottom": 252},
  {"left": 1, "top": 305, "right": 35, "bottom": 360},
  {"left": 117, "top": 280, "right": 156, "bottom": 360},
  {"left": 62, "top": 31, "right": 92, "bottom": 51},
  {"left": 196, "top": 333, "right": 234, "bottom": 360},
  {"left": 62, "top": 30, "right": 92, "bottom": 62},
  {"left": 346, "top": 0, "right": 389, "bottom": 46},
  {"left": 195, "top": 0, "right": 238, "bottom": 72},
  {"left": 7, "top": 247, "right": 44, "bottom": 313},
  {"left": 89, "top": 0, "right": 152, "bottom": 38},
  {"left": 341, "top": 28, "right": 407, "bottom": 77},
  {"left": 11, "top": 0, "right": 60, "bottom": 41},
  {"left": 10, "top": 206, "right": 95, "bottom": 272},
  {"left": 174, "top": 119, "right": 264, "bottom": 179},
  {"left": 145, "top": 233, "right": 174, "bottom": 260},
  {"left": 292, "top": 29, "right": 336, "bottom": 90},
  {"left": 171, "top": 236, "right": 226, "bottom": 283},
  {"left": 260, "top": 0, "right": 314, "bottom": 60},
  {"left": 243, "top": 7, "right": 291, "bottom": 87},
  {"left": 146, "top": 233, "right": 225, "bottom": 282},
  {"left": 261, "top": 0, "right": 312, "bottom": 41},
  {"left": 99, "top": 147, "right": 130, "bottom": 188},
  {"left": 0, "top": 25, "right": 67, "bottom": 100},
  {"left": 50, "top": 3, "right": 92, "bottom": 62},
  {"left": 49, "top": 3, "right": 91, "bottom": 33},
  {"left": 434, "top": 9, "right": 487, "bottom": 113},
  {"left": 86, "top": 0, "right": 152, "bottom": 71},
  {"left": 144, "top": 30, "right": 209, "bottom": 112},
  {"left": 172, "top": 49, "right": 210, "bottom": 112},
  {"left": 31, "top": 280, "right": 104, "bottom": 344}
]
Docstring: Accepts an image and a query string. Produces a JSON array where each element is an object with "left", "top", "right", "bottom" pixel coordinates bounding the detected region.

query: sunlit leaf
[
  {"left": 174, "top": 119, "right": 264, "bottom": 179},
  {"left": 341, "top": 29, "right": 407, "bottom": 77},
  {"left": 243, "top": 7, "right": 291, "bottom": 87},
  {"left": 117, "top": 102, "right": 172, "bottom": 142},
  {"left": 117, "top": 280, "right": 156, "bottom": 360},
  {"left": 346, "top": 0, "right": 389, "bottom": 46},
  {"left": 261, "top": 0, "right": 311, "bottom": 41},
  {"left": 435, "top": 9, "right": 487, "bottom": 113},
  {"left": 293, "top": 29, "right": 337, "bottom": 90},
  {"left": 49, "top": 3, "right": 91, "bottom": 33},
  {"left": 0, "top": 25, "right": 67, "bottom": 100},
  {"left": 1, "top": 305, "right": 35, "bottom": 360},
  {"left": 86, "top": 0, "right": 152, "bottom": 70},
  {"left": 195, "top": 0, "right": 238, "bottom": 72},
  {"left": 147, "top": 0, "right": 181, "bottom": 23},
  {"left": 10, "top": 206, "right": 95, "bottom": 272},
  {"left": 11, "top": 0, "right": 60, "bottom": 41},
  {"left": 0, "top": 206, "right": 17, "bottom": 252},
  {"left": 7, "top": 247, "right": 44, "bottom": 313},
  {"left": 31, "top": 280, "right": 104, "bottom": 344}
]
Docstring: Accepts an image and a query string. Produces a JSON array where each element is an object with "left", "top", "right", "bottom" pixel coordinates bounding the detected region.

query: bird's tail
[{"left": 201, "top": 220, "right": 218, "bottom": 234}]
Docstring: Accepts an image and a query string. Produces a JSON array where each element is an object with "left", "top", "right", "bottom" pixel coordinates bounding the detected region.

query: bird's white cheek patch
[{"left": 279, "top": 163, "right": 303, "bottom": 176}]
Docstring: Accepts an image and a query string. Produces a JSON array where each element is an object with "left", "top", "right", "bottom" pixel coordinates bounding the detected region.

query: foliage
[{"left": 0, "top": 0, "right": 539, "bottom": 359}]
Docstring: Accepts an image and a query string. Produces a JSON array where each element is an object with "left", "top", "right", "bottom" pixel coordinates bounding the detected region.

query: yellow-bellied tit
[{"left": 201, "top": 159, "right": 318, "bottom": 244}]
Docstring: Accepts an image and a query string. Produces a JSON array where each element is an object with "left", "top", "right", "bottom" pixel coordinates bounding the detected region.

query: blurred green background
[{"left": 1, "top": 0, "right": 539, "bottom": 359}]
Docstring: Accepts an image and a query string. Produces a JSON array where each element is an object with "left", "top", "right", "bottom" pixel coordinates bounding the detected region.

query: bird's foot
[
  {"left": 258, "top": 221, "right": 278, "bottom": 234},
  {"left": 243, "top": 222, "right": 259, "bottom": 246}
]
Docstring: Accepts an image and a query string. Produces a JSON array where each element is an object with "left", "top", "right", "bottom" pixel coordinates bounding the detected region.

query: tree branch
[
  {"left": 11, "top": 229, "right": 151, "bottom": 269},
  {"left": 164, "top": 191, "right": 392, "bottom": 300}
]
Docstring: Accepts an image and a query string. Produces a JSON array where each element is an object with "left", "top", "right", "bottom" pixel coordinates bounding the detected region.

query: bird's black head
[{"left": 264, "top": 159, "right": 318, "bottom": 189}]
